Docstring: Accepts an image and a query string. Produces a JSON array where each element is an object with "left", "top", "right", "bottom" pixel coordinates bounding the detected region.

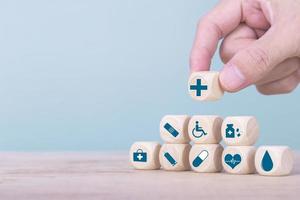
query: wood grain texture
[{"left": 0, "top": 152, "right": 299, "bottom": 200}]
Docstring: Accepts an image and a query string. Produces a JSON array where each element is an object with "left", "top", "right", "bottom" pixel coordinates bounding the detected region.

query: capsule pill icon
[
  {"left": 192, "top": 150, "right": 209, "bottom": 167},
  {"left": 164, "top": 152, "right": 177, "bottom": 166}
]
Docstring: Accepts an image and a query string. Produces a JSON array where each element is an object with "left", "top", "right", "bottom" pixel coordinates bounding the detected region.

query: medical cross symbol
[
  {"left": 190, "top": 79, "right": 208, "bottom": 96},
  {"left": 137, "top": 154, "right": 143, "bottom": 160},
  {"left": 227, "top": 130, "right": 233, "bottom": 136}
]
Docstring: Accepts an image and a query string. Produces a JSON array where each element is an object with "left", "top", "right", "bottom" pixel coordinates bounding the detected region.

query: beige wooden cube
[
  {"left": 159, "top": 144, "right": 191, "bottom": 171},
  {"left": 188, "top": 115, "right": 222, "bottom": 144},
  {"left": 129, "top": 141, "right": 161, "bottom": 170},
  {"left": 160, "top": 115, "right": 190, "bottom": 144},
  {"left": 188, "top": 71, "right": 224, "bottom": 101},
  {"left": 255, "top": 146, "right": 294, "bottom": 176},
  {"left": 222, "top": 146, "right": 256, "bottom": 174},
  {"left": 221, "top": 116, "right": 259, "bottom": 146},
  {"left": 189, "top": 144, "right": 223, "bottom": 173}
]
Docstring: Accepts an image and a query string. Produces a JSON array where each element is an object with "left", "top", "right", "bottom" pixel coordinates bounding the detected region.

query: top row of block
[{"left": 160, "top": 115, "right": 259, "bottom": 145}]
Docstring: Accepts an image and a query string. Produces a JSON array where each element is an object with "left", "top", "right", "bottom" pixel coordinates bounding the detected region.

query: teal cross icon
[{"left": 190, "top": 79, "right": 208, "bottom": 96}]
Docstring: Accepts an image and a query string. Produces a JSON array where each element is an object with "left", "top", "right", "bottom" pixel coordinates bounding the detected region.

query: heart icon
[{"left": 224, "top": 154, "right": 241, "bottom": 169}]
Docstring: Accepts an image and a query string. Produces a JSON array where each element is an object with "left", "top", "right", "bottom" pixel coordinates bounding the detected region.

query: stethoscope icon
[{"left": 192, "top": 121, "right": 207, "bottom": 138}]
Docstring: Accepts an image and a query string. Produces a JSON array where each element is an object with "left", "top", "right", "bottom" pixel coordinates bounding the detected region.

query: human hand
[{"left": 190, "top": 0, "right": 300, "bottom": 94}]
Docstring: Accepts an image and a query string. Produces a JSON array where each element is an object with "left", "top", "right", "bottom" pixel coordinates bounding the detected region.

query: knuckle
[
  {"left": 197, "top": 16, "right": 208, "bottom": 29},
  {"left": 197, "top": 15, "right": 223, "bottom": 38},
  {"left": 256, "top": 79, "right": 298, "bottom": 95},
  {"left": 243, "top": 47, "right": 271, "bottom": 74},
  {"left": 256, "top": 85, "right": 272, "bottom": 95}
]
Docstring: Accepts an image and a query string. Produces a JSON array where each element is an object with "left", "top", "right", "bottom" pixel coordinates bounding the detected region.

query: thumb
[{"left": 219, "top": 29, "right": 296, "bottom": 92}]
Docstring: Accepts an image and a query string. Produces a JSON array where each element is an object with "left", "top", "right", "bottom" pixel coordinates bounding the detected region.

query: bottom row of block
[{"left": 129, "top": 142, "right": 294, "bottom": 176}]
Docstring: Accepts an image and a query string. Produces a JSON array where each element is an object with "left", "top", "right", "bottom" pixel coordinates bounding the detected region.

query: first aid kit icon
[{"left": 133, "top": 149, "right": 147, "bottom": 162}]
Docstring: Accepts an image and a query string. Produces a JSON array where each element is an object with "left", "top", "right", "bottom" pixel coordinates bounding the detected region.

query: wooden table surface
[{"left": 0, "top": 152, "right": 299, "bottom": 200}]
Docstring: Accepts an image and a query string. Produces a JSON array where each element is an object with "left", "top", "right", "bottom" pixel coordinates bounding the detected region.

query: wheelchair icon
[{"left": 192, "top": 121, "right": 207, "bottom": 138}]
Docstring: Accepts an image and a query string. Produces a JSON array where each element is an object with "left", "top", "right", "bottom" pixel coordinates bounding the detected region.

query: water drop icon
[{"left": 261, "top": 150, "right": 273, "bottom": 172}]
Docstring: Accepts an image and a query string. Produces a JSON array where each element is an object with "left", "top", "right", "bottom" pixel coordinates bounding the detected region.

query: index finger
[{"left": 190, "top": 0, "right": 243, "bottom": 72}]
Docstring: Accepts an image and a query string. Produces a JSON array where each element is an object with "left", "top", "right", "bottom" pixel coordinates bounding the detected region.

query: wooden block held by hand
[
  {"left": 188, "top": 115, "right": 223, "bottom": 144},
  {"left": 255, "top": 146, "right": 294, "bottom": 176},
  {"left": 221, "top": 116, "right": 259, "bottom": 146},
  {"left": 188, "top": 71, "right": 224, "bottom": 101},
  {"left": 222, "top": 146, "right": 256, "bottom": 174},
  {"left": 130, "top": 141, "right": 161, "bottom": 170},
  {"left": 159, "top": 144, "right": 191, "bottom": 171},
  {"left": 160, "top": 115, "right": 190, "bottom": 144},
  {"left": 189, "top": 144, "right": 223, "bottom": 173}
]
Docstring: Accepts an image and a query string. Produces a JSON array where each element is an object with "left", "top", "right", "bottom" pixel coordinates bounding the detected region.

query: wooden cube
[
  {"left": 222, "top": 146, "right": 256, "bottom": 174},
  {"left": 255, "top": 146, "right": 294, "bottom": 176},
  {"left": 188, "top": 115, "right": 222, "bottom": 144},
  {"left": 129, "top": 141, "right": 161, "bottom": 170},
  {"left": 159, "top": 144, "right": 191, "bottom": 171},
  {"left": 188, "top": 71, "right": 224, "bottom": 101},
  {"left": 160, "top": 115, "right": 190, "bottom": 144},
  {"left": 189, "top": 144, "right": 223, "bottom": 173},
  {"left": 221, "top": 116, "right": 259, "bottom": 146}
]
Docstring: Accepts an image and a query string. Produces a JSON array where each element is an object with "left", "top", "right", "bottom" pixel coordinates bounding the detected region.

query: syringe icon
[{"left": 163, "top": 152, "right": 177, "bottom": 166}]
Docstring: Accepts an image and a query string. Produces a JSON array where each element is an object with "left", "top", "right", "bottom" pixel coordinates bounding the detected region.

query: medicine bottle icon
[
  {"left": 225, "top": 124, "right": 241, "bottom": 138},
  {"left": 226, "top": 124, "right": 235, "bottom": 138}
]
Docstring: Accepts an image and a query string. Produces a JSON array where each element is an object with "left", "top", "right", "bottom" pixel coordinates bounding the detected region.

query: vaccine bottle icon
[{"left": 225, "top": 124, "right": 240, "bottom": 138}]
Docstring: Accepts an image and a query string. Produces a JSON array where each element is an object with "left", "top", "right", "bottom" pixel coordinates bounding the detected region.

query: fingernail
[{"left": 220, "top": 64, "right": 246, "bottom": 91}]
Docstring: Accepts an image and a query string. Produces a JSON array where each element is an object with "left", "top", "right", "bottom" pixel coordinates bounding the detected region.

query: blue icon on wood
[
  {"left": 133, "top": 149, "right": 147, "bottom": 162},
  {"left": 261, "top": 150, "right": 273, "bottom": 172},
  {"left": 224, "top": 154, "right": 241, "bottom": 169},
  {"left": 164, "top": 152, "right": 177, "bottom": 166},
  {"left": 190, "top": 79, "right": 208, "bottom": 96},
  {"left": 192, "top": 150, "right": 209, "bottom": 167},
  {"left": 225, "top": 124, "right": 241, "bottom": 138},
  {"left": 164, "top": 123, "right": 179, "bottom": 137},
  {"left": 192, "top": 121, "right": 207, "bottom": 138}
]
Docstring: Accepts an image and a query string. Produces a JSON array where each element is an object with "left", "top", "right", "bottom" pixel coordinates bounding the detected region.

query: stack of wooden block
[
  {"left": 129, "top": 72, "right": 294, "bottom": 176},
  {"left": 221, "top": 116, "right": 259, "bottom": 174},
  {"left": 159, "top": 115, "right": 223, "bottom": 172},
  {"left": 130, "top": 115, "right": 293, "bottom": 176}
]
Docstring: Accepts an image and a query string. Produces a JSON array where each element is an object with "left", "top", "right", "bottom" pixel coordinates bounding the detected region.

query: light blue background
[{"left": 0, "top": 0, "right": 299, "bottom": 151}]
